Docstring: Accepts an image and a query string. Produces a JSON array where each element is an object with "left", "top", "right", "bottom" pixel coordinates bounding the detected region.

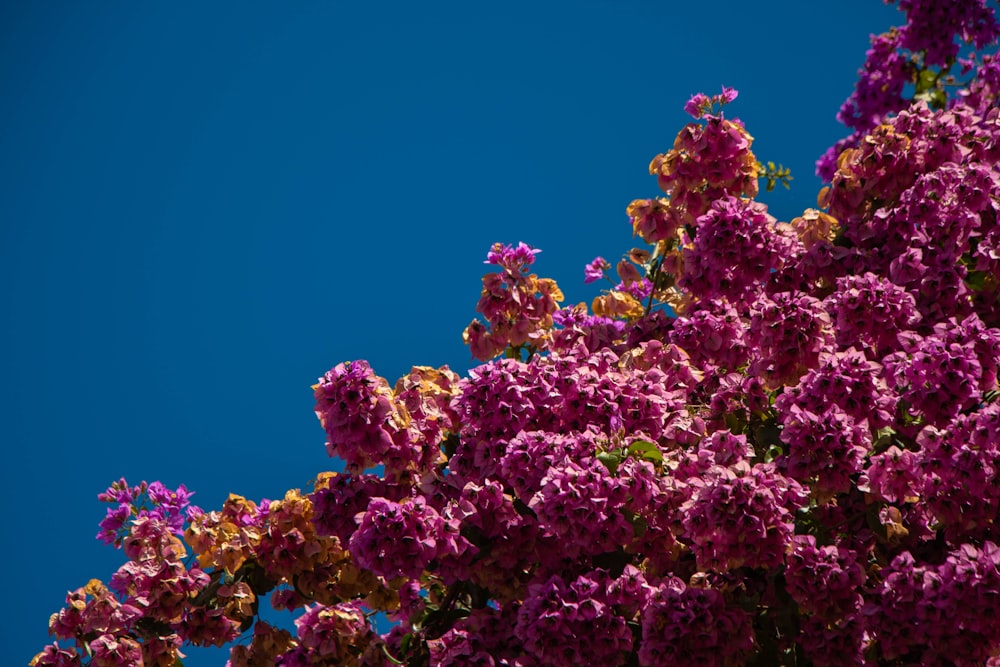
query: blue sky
[{"left": 2, "top": 2, "right": 903, "bottom": 664}]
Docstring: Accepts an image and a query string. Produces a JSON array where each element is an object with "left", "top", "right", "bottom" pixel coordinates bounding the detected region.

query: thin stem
[{"left": 644, "top": 256, "right": 664, "bottom": 316}]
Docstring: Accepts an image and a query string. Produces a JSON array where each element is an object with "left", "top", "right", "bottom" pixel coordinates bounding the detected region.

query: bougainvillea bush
[{"left": 31, "top": 1, "right": 1000, "bottom": 665}]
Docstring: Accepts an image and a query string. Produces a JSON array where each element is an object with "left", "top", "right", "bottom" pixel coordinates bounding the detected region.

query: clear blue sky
[{"left": 2, "top": 2, "right": 903, "bottom": 664}]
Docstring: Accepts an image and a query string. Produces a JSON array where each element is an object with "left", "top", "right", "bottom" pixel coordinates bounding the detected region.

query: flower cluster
[
  {"left": 871, "top": 543, "right": 1000, "bottom": 665},
  {"left": 775, "top": 347, "right": 896, "bottom": 428},
  {"left": 278, "top": 602, "right": 381, "bottom": 666},
  {"left": 549, "top": 304, "right": 626, "bottom": 355},
  {"left": 32, "top": 6, "right": 1000, "bottom": 665},
  {"left": 819, "top": 0, "right": 1000, "bottom": 179},
  {"left": 824, "top": 272, "right": 921, "bottom": 357},
  {"left": 349, "top": 496, "right": 470, "bottom": 580},
  {"left": 463, "top": 242, "right": 564, "bottom": 361},
  {"left": 747, "top": 291, "right": 834, "bottom": 390},
  {"left": 649, "top": 96, "right": 759, "bottom": 224},
  {"left": 638, "top": 577, "right": 754, "bottom": 666},
  {"left": 96, "top": 479, "right": 199, "bottom": 547},
  {"left": 313, "top": 359, "right": 412, "bottom": 474},
  {"left": 428, "top": 606, "right": 521, "bottom": 666},
  {"left": 668, "top": 298, "right": 749, "bottom": 372},
  {"left": 896, "top": 0, "right": 999, "bottom": 67},
  {"left": 834, "top": 29, "right": 913, "bottom": 138},
  {"left": 778, "top": 404, "right": 872, "bottom": 498},
  {"left": 514, "top": 571, "right": 634, "bottom": 667},
  {"left": 918, "top": 402, "right": 1000, "bottom": 541},
  {"left": 785, "top": 535, "right": 865, "bottom": 620},
  {"left": 680, "top": 460, "right": 807, "bottom": 571},
  {"left": 680, "top": 196, "right": 797, "bottom": 307},
  {"left": 527, "top": 457, "right": 634, "bottom": 557},
  {"left": 36, "top": 580, "right": 144, "bottom": 667},
  {"left": 882, "top": 314, "right": 1000, "bottom": 425}
]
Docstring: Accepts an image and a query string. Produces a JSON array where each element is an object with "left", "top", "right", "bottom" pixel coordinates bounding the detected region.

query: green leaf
[
  {"left": 915, "top": 68, "right": 938, "bottom": 93},
  {"left": 872, "top": 435, "right": 895, "bottom": 454},
  {"left": 751, "top": 420, "right": 782, "bottom": 453},
  {"left": 422, "top": 607, "right": 471, "bottom": 639},
  {"left": 966, "top": 270, "right": 988, "bottom": 291},
  {"left": 930, "top": 88, "right": 947, "bottom": 109},
  {"left": 626, "top": 439, "right": 663, "bottom": 464},
  {"left": 597, "top": 450, "right": 624, "bottom": 474},
  {"left": 628, "top": 512, "right": 648, "bottom": 538},
  {"left": 724, "top": 411, "right": 746, "bottom": 434}
]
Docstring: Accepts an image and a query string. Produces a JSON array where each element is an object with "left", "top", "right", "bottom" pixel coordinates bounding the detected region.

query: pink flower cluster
[
  {"left": 872, "top": 542, "right": 1000, "bottom": 665},
  {"left": 96, "top": 479, "right": 199, "bottom": 547},
  {"left": 638, "top": 577, "right": 754, "bottom": 666},
  {"left": 680, "top": 196, "right": 797, "bottom": 306},
  {"left": 896, "top": 0, "right": 999, "bottom": 66},
  {"left": 824, "top": 272, "right": 921, "bottom": 357},
  {"left": 819, "top": 0, "right": 1000, "bottom": 179},
  {"left": 349, "top": 496, "right": 470, "bottom": 580},
  {"left": 514, "top": 570, "right": 634, "bottom": 666},
  {"left": 32, "top": 4, "right": 1000, "bottom": 665},
  {"left": 314, "top": 359, "right": 413, "bottom": 474},
  {"left": 680, "top": 460, "right": 807, "bottom": 571},
  {"left": 463, "top": 242, "right": 564, "bottom": 361},
  {"left": 274, "top": 602, "right": 379, "bottom": 666}
]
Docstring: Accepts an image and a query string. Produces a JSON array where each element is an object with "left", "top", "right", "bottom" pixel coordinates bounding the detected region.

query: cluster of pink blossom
[
  {"left": 871, "top": 542, "right": 1000, "bottom": 665},
  {"left": 96, "top": 479, "right": 200, "bottom": 547},
  {"left": 680, "top": 460, "right": 807, "bottom": 571},
  {"left": 310, "top": 472, "right": 403, "bottom": 544},
  {"left": 638, "top": 576, "right": 754, "bottom": 666},
  {"left": 918, "top": 401, "right": 1000, "bottom": 541},
  {"left": 313, "top": 360, "right": 405, "bottom": 473},
  {"left": 527, "top": 457, "right": 634, "bottom": 557},
  {"left": 548, "top": 304, "right": 625, "bottom": 355},
  {"left": 668, "top": 297, "right": 749, "bottom": 372},
  {"left": 514, "top": 570, "right": 634, "bottom": 666},
  {"left": 785, "top": 535, "right": 866, "bottom": 620},
  {"left": 778, "top": 403, "right": 872, "bottom": 498},
  {"left": 463, "top": 242, "right": 564, "bottom": 361},
  {"left": 824, "top": 272, "right": 921, "bottom": 357},
  {"left": 273, "top": 602, "right": 380, "bottom": 666},
  {"left": 427, "top": 606, "right": 521, "bottom": 666},
  {"left": 896, "top": 0, "right": 1000, "bottom": 66},
  {"left": 818, "top": 0, "right": 1000, "bottom": 179},
  {"left": 774, "top": 347, "right": 897, "bottom": 428},
  {"left": 31, "top": 2, "right": 1000, "bottom": 665},
  {"left": 349, "top": 496, "right": 470, "bottom": 580},
  {"left": 647, "top": 86, "right": 759, "bottom": 227},
  {"left": 680, "top": 196, "right": 798, "bottom": 306},
  {"left": 747, "top": 291, "right": 835, "bottom": 390},
  {"left": 883, "top": 315, "right": 1000, "bottom": 425}
]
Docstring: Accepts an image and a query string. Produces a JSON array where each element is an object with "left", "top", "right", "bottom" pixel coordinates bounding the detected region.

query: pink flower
[{"left": 583, "top": 256, "right": 609, "bottom": 284}]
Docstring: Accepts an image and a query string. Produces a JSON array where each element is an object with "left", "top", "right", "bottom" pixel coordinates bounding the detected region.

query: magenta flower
[
  {"left": 515, "top": 571, "right": 634, "bottom": 667},
  {"left": 639, "top": 577, "right": 754, "bottom": 666},
  {"left": 348, "top": 496, "right": 471, "bottom": 580},
  {"left": 680, "top": 460, "right": 806, "bottom": 571},
  {"left": 683, "top": 85, "right": 739, "bottom": 119},
  {"left": 484, "top": 241, "right": 541, "bottom": 272},
  {"left": 96, "top": 479, "right": 199, "bottom": 547},
  {"left": 583, "top": 256, "right": 609, "bottom": 284}
]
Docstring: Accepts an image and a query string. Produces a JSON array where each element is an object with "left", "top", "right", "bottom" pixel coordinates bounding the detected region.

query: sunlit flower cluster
[
  {"left": 463, "top": 242, "right": 564, "bottom": 361},
  {"left": 32, "top": 4, "right": 1000, "bottom": 665}
]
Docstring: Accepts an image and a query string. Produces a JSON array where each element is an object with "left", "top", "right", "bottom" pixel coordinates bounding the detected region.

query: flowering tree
[{"left": 31, "top": 1, "right": 1000, "bottom": 665}]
